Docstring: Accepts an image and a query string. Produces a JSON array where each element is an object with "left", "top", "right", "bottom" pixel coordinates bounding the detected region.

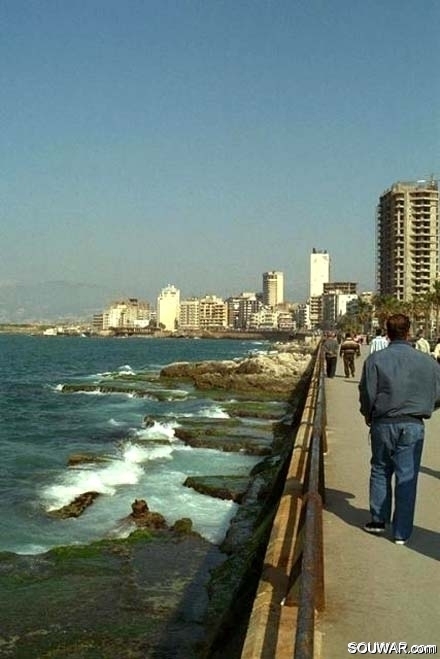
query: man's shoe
[
  {"left": 394, "top": 539, "right": 407, "bottom": 545},
  {"left": 363, "top": 521, "right": 385, "bottom": 534}
]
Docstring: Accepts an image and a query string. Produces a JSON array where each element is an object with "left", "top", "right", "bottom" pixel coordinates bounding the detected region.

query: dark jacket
[
  {"left": 323, "top": 337, "right": 339, "bottom": 357},
  {"left": 359, "top": 340, "right": 440, "bottom": 424}
]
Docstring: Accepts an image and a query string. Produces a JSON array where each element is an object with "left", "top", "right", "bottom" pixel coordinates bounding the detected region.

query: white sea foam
[
  {"left": 43, "top": 459, "right": 144, "bottom": 510},
  {"left": 136, "top": 420, "right": 178, "bottom": 441},
  {"left": 161, "top": 389, "right": 188, "bottom": 400},
  {"left": 170, "top": 405, "right": 229, "bottom": 420},
  {"left": 198, "top": 405, "right": 229, "bottom": 418},
  {"left": 2, "top": 335, "right": 262, "bottom": 554},
  {"left": 17, "top": 544, "right": 51, "bottom": 555},
  {"left": 41, "top": 432, "right": 184, "bottom": 512},
  {"left": 122, "top": 442, "right": 173, "bottom": 463},
  {"left": 87, "top": 390, "right": 138, "bottom": 400},
  {"left": 118, "top": 364, "right": 135, "bottom": 374},
  {"left": 135, "top": 472, "right": 239, "bottom": 544}
]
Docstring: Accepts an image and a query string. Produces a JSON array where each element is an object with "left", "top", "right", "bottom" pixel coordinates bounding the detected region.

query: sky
[{"left": 1, "top": 0, "right": 439, "bottom": 304}]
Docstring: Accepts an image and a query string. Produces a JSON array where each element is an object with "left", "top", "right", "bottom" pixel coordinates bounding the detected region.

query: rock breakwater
[{"left": 160, "top": 341, "right": 313, "bottom": 394}]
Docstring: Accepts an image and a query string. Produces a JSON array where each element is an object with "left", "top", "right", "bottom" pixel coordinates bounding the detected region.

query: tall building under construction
[{"left": 376, "top": 179, "right": 439, "bottom": 301}]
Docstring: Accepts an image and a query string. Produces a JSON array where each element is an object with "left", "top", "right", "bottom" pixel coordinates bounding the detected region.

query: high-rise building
[
  {"left": 308, "top": 249, "right": 330, "bottom": 327},
  {"left": 179, "top": 298, "right": 200, "bottom": 330},
  {"left": 309, "top": 249, "right": 330, "bottom": 298},
  {"left": 323, "top": 282, "right": 357, "bottom": 295},
  {"left": 157, "top": 285, "right": 180, "bottom": 331},
  {"left": 322, "top": 282, "right": 358, "bottom": 328},
  {"left": 226, "top": 292, "right": 261, "bottom": 329},
  {"left": 262, "top": 271, "right": 284, "bottom": 307},
  {"left": 198, "top": 295, "right": 227, "bottom": 329},
  {"left": 104, "top": 298, "right": 151, "bottom": 330},
  {"left": 377, "top": 180, "right": 439, "bottom": 301}
]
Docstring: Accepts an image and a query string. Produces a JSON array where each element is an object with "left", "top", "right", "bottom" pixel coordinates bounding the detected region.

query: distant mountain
[{"left": 0, "top": 281, "right": 120, "bottom": 323}]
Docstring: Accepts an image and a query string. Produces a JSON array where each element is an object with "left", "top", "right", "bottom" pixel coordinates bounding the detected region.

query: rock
[
  {"left": 49, "top": 491, "right": 100, "bottom": 519},
  {"left": 67, "top": 453, "right": 110, "bottom": 466},
  {"left": 144, "top": 416, "right": 155, "bottom": 428},
  {"left": 160, "top": 360, "right": 236, "bottom": 379},
  {"left": 184, "top": 476, "right": 252, "bottom": 503},
  {"left": 174, "top": 429, "right": 271, "bottom": 455},
  {"left": 160, "top": 344, "right": 313, "bottom": 394},
  {"left": 171, "top": 518, "right": 194, "bottom": 534},
  {"left": 131, "top": 498, "right": 149, "bottom": 516},
  {"left": 129, "top": 499, "right": 167, "bottom": 530},
  {"left": 0, "top": 531, "right": 226, "bottom": 658}
]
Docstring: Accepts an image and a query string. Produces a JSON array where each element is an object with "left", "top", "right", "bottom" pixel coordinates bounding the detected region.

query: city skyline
[
  {"left": 0, "top": 255, "right": 363, "bottom": 324},
  {"left": 2, "top": 2, "right": 439, "bottom": 305}
]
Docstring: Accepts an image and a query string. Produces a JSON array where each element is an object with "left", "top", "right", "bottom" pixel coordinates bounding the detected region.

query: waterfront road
[{"left": 316, "top": 343, "right": 440, "bottom": 657}]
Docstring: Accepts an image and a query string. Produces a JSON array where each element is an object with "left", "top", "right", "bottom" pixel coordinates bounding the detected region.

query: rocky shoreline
[{"left": 0, "top": 341, "right": 315, "bottom": 658}]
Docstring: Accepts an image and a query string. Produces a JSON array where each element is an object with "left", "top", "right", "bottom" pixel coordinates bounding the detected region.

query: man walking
[
  {"left": 369, "top": 328, "right": 388, "bottom": 354},
  {"left": 323, "top": 332, "right": 339, "bottom": 378},
  {"left": 415, "top": 330, "right": 431, "bottom": 354},
  {"left": 339, "top": 332, "right": 361, "bottom": 378},
  {"left": 359, "top": 314, "right": 440, "bottom": 544}
]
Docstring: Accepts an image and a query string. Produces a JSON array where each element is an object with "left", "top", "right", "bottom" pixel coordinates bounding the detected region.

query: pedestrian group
[{"left": 324, "top": 316, "right": 440, "bottom": 545}]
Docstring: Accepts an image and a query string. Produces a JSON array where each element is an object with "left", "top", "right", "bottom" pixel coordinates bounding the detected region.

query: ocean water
[{"left": 0, "top": 334, "right": 270, "bottom": 555}]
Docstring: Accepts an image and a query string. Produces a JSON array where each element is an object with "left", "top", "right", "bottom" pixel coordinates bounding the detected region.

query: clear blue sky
[{"left": 1, "top": 0, "right": 439, "bottom": 303}]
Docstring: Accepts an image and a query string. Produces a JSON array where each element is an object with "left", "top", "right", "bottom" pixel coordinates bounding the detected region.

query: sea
[{"left": 0, "top": 334, "right": 271, "bottom": 555}]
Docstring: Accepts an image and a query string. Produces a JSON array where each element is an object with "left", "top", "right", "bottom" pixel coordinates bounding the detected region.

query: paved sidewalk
[{"left": 317, "top": 344, "right": 440, "bottom": 657}]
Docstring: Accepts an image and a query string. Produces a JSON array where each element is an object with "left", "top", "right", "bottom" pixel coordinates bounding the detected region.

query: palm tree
[
  {"left": 355, "top": 296, "right": 373, "bottom": 335},
  {"left": 336, "top": 314, "right": 357, "bottom": 336},
  {"left": 405, "top": 295, "right": 426, "bottom": 336},
  {"left": 371, "top": 295, "right": 405, "bottom": 329},
  {"left": 429, "top": 280, "right": 440, "bottom": 338}
]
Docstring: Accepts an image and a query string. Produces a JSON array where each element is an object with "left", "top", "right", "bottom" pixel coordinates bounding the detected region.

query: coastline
[
  {"left": 0, "top": 339, "right": 316, "bottom": 657},
  {"left": 0, "top": 323, "right": 318, "bottom": 344}
]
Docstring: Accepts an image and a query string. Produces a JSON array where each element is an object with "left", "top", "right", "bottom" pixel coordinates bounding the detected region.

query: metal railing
[
  {"left": 240, "top": 343, "right": 327, "bottom": 659},
  {"left": 283, "top": 343, "right": 326, "bottom": 658}
]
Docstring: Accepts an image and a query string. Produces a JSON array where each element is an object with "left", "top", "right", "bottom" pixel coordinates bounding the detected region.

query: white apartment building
[
  {"left": 226, "top": 292, "right": 261, "bottom": 329},
  {"left": 277, "top": 311, "right": 295, "bottom": 331},
  {"left": 106, "top": 302, "right": 129, "bottom": 329},
  {"left": 308, "top": 249, "right": 331, "bottom": 327},
  {"left": 179, "top": 298, "right": 200, "bottom": 330},
  {"left": 310, "top": 249, "right": 330, "bottom": 298},
  {"left": 322, "top": 282, "right": 357, "bottom": 328},
  {"left": 308, "top": 296, "right": 323, "bottom": 328},
  {"left": 104, "top": 298, "right": 151, "bottom": 330},
  {"left": 199, "top": 295, "right": 227, "bottom": 329},
  {"left": 322, "top": 293, "right": 358, "bottom": 327},
  {"left": 249, "top": 308, "right": 278, "bottom": 330},
  {"left": 295, "top": 303, "right": 310, "bottom": 330},
  {"left": 262, "top": 271, "right": 284, "bottom": 308},
  {"left": 157, "top": 285, "right": 180, "bottom": 331}
]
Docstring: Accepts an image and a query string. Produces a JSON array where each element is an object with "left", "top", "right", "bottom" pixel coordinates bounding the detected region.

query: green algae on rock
[{"left": 184, "top": 475, "right": 253, "bottom": 503}]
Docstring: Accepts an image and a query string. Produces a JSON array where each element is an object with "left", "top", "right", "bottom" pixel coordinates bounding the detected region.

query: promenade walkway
[{"left": 317, "top": 343, "right": 440, "bottom": 656}]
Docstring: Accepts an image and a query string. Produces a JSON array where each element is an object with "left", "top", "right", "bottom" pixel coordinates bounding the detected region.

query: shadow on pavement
[
  {"left": 324, "top": 486, "right": 440, "bottom": 562},
  {"left": 420, "top": 465, "right": 440, "bottom": 480},
  {"left": 324, "top": 487, "right": 368, "bottom": 527}
]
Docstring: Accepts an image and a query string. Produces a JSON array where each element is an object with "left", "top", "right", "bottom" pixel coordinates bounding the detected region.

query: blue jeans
[{"left": 369, "top": 421, "right": 424, "bottom": 540}]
